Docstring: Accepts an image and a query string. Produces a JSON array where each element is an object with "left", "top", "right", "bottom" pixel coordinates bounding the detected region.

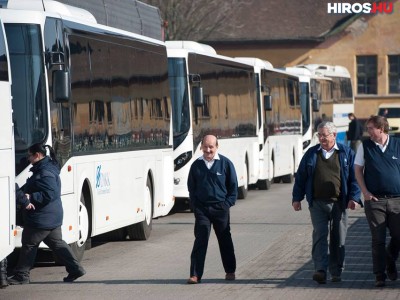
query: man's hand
[
  {"left": 292, "top": 201, "right": 301, "bottom": 211},
  {"left": 363, "top": 192, "right": 378, "bottom": 202},
  {"left": 25, "top": 203, "right": 35, "bottom": 210},
  {"left": 347, "top": 200, "right": 358, "bottom": 210}
]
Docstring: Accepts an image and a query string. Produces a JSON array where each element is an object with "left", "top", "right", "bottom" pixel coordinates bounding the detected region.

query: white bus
[
  {"left": 285, "top": 64, "right": 354, "bottom": 151},
  {"left": 236, "top": 58, "right": 303, "bottom": 189},
  {"left": 0, "top": 16, "right": 15, "bottom": 262},
  {"left": 377, "top": 103, "right": 400, "bottom": 136},
  {"left": 1, "top": 0, "right": 174, "bottom": 260},
  {"left": 167, "top": 41, "right": 260, "bottom": 201}
]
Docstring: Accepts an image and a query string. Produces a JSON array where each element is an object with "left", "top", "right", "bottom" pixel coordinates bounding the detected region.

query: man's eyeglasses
[{"left": 317, "top": 133, "right": 333, "bottom": 139}]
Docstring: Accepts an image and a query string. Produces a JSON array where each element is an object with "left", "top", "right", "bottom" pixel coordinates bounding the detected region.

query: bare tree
[{"left": 141, "top": 0, "right": 250, "bottom": 41}]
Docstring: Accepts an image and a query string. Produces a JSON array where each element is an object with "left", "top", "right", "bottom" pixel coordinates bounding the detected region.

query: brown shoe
[
  {"left": 187, "top": 276, "right": 200, "bottom": 284},
  {"left": 375, "top": 274, "right": 386, "bottom": 287},
  {"left": 312, "top": 270, "right": 326, "bottom": 284},
  {"left": 225, "top": 273, "right": 235, "bottom": 281}
]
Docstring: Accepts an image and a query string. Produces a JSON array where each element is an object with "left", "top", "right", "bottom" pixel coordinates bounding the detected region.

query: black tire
[
  {"left": 237, "top": 161, "right": 248, "bottom": 199},
  {"left": 282, "top": 173, "right": 294, "bottom": 183},
  {"left": 282, "top": 155, "right": 295, "bottom": 183},
  {"left": 69, "top": 192, "right": 90, "bottom": 262},
  {"left": 127, "top": 177, "right": 153, "bottom": 240},
  {"left": 273, "top": 177, "right": 281, "bottom": 183},
  {"left": 257, "top": 179, "right": 272, "bottom": 190}
]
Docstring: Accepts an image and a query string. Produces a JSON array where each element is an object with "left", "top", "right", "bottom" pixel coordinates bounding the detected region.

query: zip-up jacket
[{"left": 292, "top": 143, "right": 361, "bottom": 207}]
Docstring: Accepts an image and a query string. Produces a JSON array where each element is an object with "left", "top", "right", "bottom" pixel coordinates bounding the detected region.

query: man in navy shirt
[
  {"left": 355, "top": 115, "right": 400, "bottom": 287},
  {"left": 187, "top": 135, "right": 237, "bottom": 284}
]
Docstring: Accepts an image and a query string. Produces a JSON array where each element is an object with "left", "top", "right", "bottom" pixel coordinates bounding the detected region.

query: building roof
[{"left": 204, "top": 0, "right": 373, "bottom": 43}]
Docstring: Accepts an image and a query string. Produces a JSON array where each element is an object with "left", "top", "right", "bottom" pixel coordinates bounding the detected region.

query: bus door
[{"left": 0, "top": 18, "right": 15, "bottom": 261}]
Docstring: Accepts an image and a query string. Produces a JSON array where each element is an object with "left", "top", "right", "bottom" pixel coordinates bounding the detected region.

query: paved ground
[{"left": 1, "top": 183, "right": 399, "bottom": 300}]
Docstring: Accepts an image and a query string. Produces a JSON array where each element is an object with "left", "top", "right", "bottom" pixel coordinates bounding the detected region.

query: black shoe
[
  {"left": 63, "top": 269, "right": 86, "bottom": 282},
  {"left": 386, "top": 255, "right": 398, "bottom": 281},
  {"left": 312, "top": 270, "right": 326, "bottom": 284},
  {"left": 0, "top": 280, "right": 8, "bottom": 289},
  {"left": 331, "top": 275, "right": 341, "bottom": 282},
  {"left": 8, "top": 274, "right": 30, "bottom": 285},
  {"left": 375, "top": 273, "right": 386, "bottom": 287}
]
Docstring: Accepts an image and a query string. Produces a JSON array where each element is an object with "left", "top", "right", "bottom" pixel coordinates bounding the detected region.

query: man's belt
[{"left": 375, "top": 195, "right": 400, "bottom": 199}]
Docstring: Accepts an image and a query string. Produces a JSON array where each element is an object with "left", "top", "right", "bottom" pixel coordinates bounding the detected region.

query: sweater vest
[
  {"left": 363, "top": 138, "right": 400, "bottom": 195},
  {"left": 313, "top": 151, "right": 341, "bottom": 200}
]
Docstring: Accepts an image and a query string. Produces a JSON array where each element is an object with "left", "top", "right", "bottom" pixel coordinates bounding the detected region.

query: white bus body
[
  {"left": 285, "top": 64, "right": 354, "bottom": 151},
  {"left": 167, "top": 41, "right": 259, "bottom": 201},
  {"left": 1, "top": 0, "right": 174, "bottom": 260},
  {"left": 236, "top": 57, "right": 303, "bottom": 189},
  {"left": 0, "top": 16, "right": 15, "bottom": 261},
  {"left": 377, "top": 103, "right": 400, "bottom": 136}
]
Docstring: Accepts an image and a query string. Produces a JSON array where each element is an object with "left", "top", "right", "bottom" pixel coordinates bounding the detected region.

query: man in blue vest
[
  {"left": 354, "top": 115, "right": 400, "bottom": 287},
  {"left": 187, "top": 134, "right": 237, "bottom": 284},
  {"left": 292, "top": 121, "right": 361, "bottom": 284}
]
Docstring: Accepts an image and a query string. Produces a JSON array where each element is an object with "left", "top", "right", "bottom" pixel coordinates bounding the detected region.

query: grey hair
[{"left": 317, "top": 121, "right": 337, "bottom": 134}]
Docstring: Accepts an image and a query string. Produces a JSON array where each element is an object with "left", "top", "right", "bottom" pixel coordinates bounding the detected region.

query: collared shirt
[
  {"left": 318, "top": 143, "right": 339, "bottom": 159},
  {"left": 200, "top": 153, "right": 220, "bottom": 169},
  {"left": 354, "top": 135, "right": 390, "bottom": 167}
]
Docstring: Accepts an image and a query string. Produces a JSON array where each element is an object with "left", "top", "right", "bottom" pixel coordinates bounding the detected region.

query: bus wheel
[
  {"left": 282, "top": 173, "right": 293, "bottom": 183},
  {"left": 257, "top": 179, "right": 271, "bottom": 190},
  {"left": 127, "top": 177, "right": 153, "bottom": 240},
  {"left": 282, "top": 156, "right": 295, "bottom": 183},
  {"left": 238, "top": 161, "right": 248, "bottom": 199},
  {"left": 70, "top": 193, "right": 90, "bottom": 262}
]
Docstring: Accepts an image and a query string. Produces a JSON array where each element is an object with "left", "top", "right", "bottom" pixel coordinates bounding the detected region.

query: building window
[
  {"left": 389, "top": 55, "right": 400, "bottom": 94},
  {"left": 357, "top": 55, "right": 377, "bottom": 94}
]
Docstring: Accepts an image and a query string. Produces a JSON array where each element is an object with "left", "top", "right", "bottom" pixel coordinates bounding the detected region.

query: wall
[{"left": 213, "top": 1, "right": 400, "bottom": 119}]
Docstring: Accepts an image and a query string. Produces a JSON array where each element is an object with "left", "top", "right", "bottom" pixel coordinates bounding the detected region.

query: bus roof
[
  {"left": 235, "top": 57, "right": 273, "bottom": 69},
  {"left": 379, "top": 103, "right": 400, "bottom": 108},
  {"left": 296, "top": 64, "right": 350, "bottom": 78},
  {"left": 166, "top": 41, "right": 217, "bottom": 55},
  {"left": 4, "top": 0, "right": 97, "bottom": 23},
  {"left": 2, "top": 0, "right": 164, "bottom": 40}
]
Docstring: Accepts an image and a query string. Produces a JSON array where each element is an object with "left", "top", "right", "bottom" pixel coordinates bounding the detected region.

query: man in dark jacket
[
  {"left": 292, "top": 121, "right": 361, "bottom": 284},
  {"left": 8, "top": 143, "right": 85, "bottom": 285},
  {"left": 346, "top": 113, "right": 364, "bottom": 152},
  {"left": 187, "top": 135, "right": 237, "bottom": 284}
]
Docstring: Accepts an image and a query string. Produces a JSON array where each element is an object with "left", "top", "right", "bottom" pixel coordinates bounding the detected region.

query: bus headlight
[{"left": 174, "top": 151, "right": 192, "bottom": 171}]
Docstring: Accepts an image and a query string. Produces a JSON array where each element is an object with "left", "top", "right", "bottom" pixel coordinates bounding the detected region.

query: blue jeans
[{"left": 309, "top": 200, "right": 348, "bottom": 276}]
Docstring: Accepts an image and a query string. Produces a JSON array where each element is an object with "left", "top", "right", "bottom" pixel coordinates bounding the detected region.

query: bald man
[{"left": 187, "top": 135, "right": 238, "bottom": 284}]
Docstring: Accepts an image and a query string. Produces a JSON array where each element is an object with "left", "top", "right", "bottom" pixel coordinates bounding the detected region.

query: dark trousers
[
  {"left": 14, "top": 226, "right": 84, "bottom": 279},
  {"left": 350, "top": 140, "right": 362, "bottom": 153},
  {"left": 190, "top": 203, "right": 236, "bottom": 278},
  {"left": 0, "top": 258, "right": 7, "bottom": 287},
  {"left": 309, "top": 200, "right": 348, "bottom": 276},
  {"left": 364, "top": 198, "right": 400, "bottom": 275}
]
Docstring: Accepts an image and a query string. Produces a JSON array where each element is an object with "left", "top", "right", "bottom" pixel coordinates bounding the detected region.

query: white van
[{"left": 377, "top": 103, "right": 400, "bottom": 136}]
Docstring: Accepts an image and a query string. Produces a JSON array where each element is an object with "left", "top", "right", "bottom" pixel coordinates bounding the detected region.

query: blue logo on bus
[{"left": 96, "top": 165, "right": 111, "bottom": 194}]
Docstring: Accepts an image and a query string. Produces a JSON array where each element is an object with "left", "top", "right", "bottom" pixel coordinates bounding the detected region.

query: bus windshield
[
  {"left": 168, "top": 57, "right": 190, "bottom": 149},
  {"left": 300, "top": 82, "right": 310, "bottom": 136},
  {"left": 5, "top": 24, "right": 47, "bottom": 174},
  {"left": 378, "top": 107, "right": 400, "bottom": 118}
]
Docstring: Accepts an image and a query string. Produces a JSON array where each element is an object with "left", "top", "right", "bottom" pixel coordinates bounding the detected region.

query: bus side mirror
[
  {"left": 192, "top": 86, "right": 204, "bottom": 107},
  {"left": 264, "top": 95, "right": 272, "bottom": 111},
  {"left": 312, "top": 98, "right": 320, "bottom": 112},
  {"left": 52, "top": 70, "right": 70, "bottom": 103}
]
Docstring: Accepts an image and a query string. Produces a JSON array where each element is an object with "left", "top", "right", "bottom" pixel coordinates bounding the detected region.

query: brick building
[{"left": 203, "top": 0, "right": 400, "bottom": 119}]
